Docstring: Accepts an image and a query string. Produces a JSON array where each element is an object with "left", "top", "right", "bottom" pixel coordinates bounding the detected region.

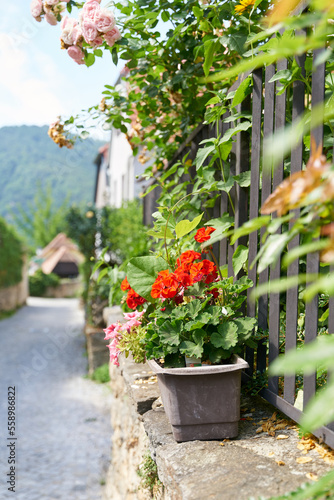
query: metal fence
[{"left": 143, "top": 49, "right": 334, "bottom": 449}]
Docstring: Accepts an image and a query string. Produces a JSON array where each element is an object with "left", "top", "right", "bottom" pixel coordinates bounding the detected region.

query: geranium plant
[{"left": 104, "top": 213, "right": 257, "bottom": 368}]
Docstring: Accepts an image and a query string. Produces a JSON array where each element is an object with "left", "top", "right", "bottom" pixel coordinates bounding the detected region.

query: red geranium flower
[
  {"left": 126, "top": 288, "right": 146, "bottom": 309},
  {"left": 177, "top": 250, "right": 201, "bottom": 266},
  {"left": 121, "top": 276, "right": 131, "bottom": 291},
  {"left": 194, "top": 226, "right": 216, "bottom": 243}
]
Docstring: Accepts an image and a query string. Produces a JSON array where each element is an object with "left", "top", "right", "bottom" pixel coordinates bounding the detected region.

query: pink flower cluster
[
  {"left": 58, "top": 0, "right": 121, "bottom": 65},
  {"left": 60, "top": 16, "right": 85, "bottom": 65},
  {"left": 104, "top": 311, "right": 144, "bottom": 366},
  {"left": 30, "top": 0, "right": 69, "bottom": 26},
  {"left": 80, "top": 0, "right": 121, "bottom": 48}
]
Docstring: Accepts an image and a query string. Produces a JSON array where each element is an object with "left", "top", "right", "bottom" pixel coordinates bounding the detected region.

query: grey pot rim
[{"left": 147, "top": 354, "right": 249, "bottom": 376}]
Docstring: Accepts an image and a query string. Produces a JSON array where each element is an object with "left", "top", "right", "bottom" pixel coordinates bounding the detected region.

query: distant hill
[{"left": 0, "top": 125, "right": 104, "bottom": 220}]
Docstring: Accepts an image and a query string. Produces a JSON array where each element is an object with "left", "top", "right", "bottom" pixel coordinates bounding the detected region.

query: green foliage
[
  {"left": 99, "top": 200, "right": 150, "bottom": 262},
  {"left": 12, "top": 182, "right": 70, "bottom": 252},
  {"left": 270, "top": 335, "right": 334, "bottom": 433},
  {"left": 0, "top": 125, "right": 99, "bottom": 220},
  {"left": 143, "top": 276, "right": 257, "bottom": 365},
  {"left": 90, "top": 363, "right": 111, "bottom": 384},
  {"left": 0, "top": 217, "right": 23, "bottom": 288},
  {"left": 29, "top": 269, "right": 60, "bottom": 297},
  {"left": 117, "top": 325, "right": 147, "bottom": 363},
  {"left": 127, "top": 256, "right": 168, "bottom": 301},
  {"left": 137, "top": 452, "right": 161, "bottom": 498}
]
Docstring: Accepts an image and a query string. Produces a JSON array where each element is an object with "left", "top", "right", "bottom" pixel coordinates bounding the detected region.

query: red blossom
[
  {"left": 176, "top": 250, "right": 201, "bottom": 266},
  {"left": 121, "top": 276, "right": 131, "bottom": 291},
  {"left": 126, "top": 288, "right": 146, "bottom": 309},
  {"left": 194, "top": 226, "right": 216, "bottom": 243}
]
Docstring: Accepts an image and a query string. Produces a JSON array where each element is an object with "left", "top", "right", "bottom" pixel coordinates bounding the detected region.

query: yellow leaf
[
  {"left": 296, "top": 456, "right": 312, "bottom": 464},
  {"left": 276, "top": 434, "right": 289, "bottom": 440},
  {"left": 306, "top": 473, "right": 318, "bottom": 481},
  {"left": 276, "top": 460, "right": 285, "bottom": 466},
  {"left": 256, "top": 427, "right": 263, "bottom": 434},
  {"left": 265, "top": 0, "right": 304, "bottom": 26},
  {"left": 275, "top": 423, "right": 287, "bottom": 431}
]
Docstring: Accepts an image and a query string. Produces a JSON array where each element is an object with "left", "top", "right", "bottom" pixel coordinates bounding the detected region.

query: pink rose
[
  {"left": 61, "top": 16, "right": 77, "bottom": 30},
  {"left": 61, "top": 23, "right": 82, "bottom": 45},
  {"left": 90, "top": 36, "right": 103, "bottom": 48},
  {"left": 45, "top": 11, "right": 58, "bottom": 25},
  {"left": 67, "top": 45, "right": 85, "bottom": 65},
  {"left": 94, "top": 8, "right": 115, "bottom": 33},
  {"left": 82, "top": 20, "right": 98, "bottom": 42},
  {"left": 82, "top": 1, "right": 100, "bottom": 22},
  {"left": 103, "top": 26, "right": 121, "bottom": 47},
  {"left": 46, "top": 0, "right": 59, "bottom": 5},
  {"left": 30, "top": 0, "right": 43, "bottom": 18}
]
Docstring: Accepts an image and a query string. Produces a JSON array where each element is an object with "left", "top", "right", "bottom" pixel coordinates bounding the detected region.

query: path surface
[{"left": 0, "top": 298, "right": 112, "bottom": 500}]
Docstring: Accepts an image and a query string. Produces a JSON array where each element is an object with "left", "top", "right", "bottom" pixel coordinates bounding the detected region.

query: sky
[{"left": 0, "top": 1, "right": 123, "bottom": 137}]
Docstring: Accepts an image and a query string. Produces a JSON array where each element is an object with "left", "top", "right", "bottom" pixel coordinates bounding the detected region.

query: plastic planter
[{"left": 147, "top": 355, "right": 248, "bottom": 442}]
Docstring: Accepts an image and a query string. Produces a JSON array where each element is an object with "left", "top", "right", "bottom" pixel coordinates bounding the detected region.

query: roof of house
[{"left": 39, "top": 233, "right": 84, "bottom": 275}]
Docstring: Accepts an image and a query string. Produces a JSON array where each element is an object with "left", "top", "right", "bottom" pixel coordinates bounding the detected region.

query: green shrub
[
  {"left": 90, "top": 364, "right": 110, "bottom": 384},
  {"left": 0, "top": 217, "right": 23, "bottom": 288},
  {"left": 29, "top": 269, "right": 60, "bottom": 297}
]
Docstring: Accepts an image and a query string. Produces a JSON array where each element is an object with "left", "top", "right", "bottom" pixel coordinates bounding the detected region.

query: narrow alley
[{"left": 0, "top": 298, "right": 112, "bottom": 500}]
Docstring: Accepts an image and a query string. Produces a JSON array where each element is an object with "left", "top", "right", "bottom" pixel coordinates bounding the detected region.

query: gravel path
[{"left": 0, "top": 298, "right": 112, "bottom": 500}]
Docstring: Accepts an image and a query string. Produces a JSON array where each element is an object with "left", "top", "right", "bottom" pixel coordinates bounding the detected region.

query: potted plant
[{"left": 104, "top": 212, "right": 257, "bottom": 442}]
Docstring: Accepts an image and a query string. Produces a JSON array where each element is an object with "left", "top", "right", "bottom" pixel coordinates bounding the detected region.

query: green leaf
[
  {"left": 195, "top": 145, "right": 216, "bottom": 170},
  {"left": 233, "top": 317, "right": 257, "bottom": 341},
  {"left": 112, "top": 47, "right": 118, "bottom": 65},
  {"left": 217, "top": 176, "right": 235, "bottom": 193},
  {"left": 127, "top": 256, "right": 168, "bottom": 301},
  {"left": 268, "top": 69, "right": 293, "bottom": 83},
  {"left": 250, "top": 273, "right": 319, "bottom": 300},
  {"left": 302, "top": 273, "right": 334, "bottom": 303},
  {"left": 203, "top": 40, "right": 216, "bottom": 77},
  {"left": 179, "top": 340, "right": 203, "bottom": 358},
  {"left": 232, "top": 245, "right": 249, "bottom": 275},
  {"left": 158, "top": 320, "right": 182, "bottom": 346},
  {"left": 230, "top": 216, "right": 271, "bottom": 245},
  {"left": 175, "top": 213, "right": 203, "bottom": 239},
  {"left": 192, "top": 329, "right": 206, "bottom": 345},
  {"left": 255, "top": 233, "right": 293, "bottom": 274},
  {"left": 221, "top": 121, "right": 252, "bottom": 142},
  {"left": 211, "top": 322, "right": 238, "bottom": 349},
  {"left": 301, "top": 378, "right": 334, "bottom": 432},
  {"left": 232, "top": 75, "right": 253, "bottom": 107},
  {"left": 269, "top": 335, "right": 334, "bottom": 377},
  {"left": 85, "top": 53, "right": 95, "bottom": 67},
  {"left": 161, "top": 10, "right": 170, "bottom": 22},
  {"left": 282, "top": 239, "right": 330, "bottom": 268},
  {"left": 233, "top": 171, "right": 251, "bottom": 187}
]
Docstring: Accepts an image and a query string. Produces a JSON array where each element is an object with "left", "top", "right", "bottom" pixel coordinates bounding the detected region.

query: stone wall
[
  {"left": 104, "top": 356, "right": 162, "bottom": 500},
  {"left": 104, "top": 353, "right": 334, "bottom": 500},
  {"left": 44, "top": 278, "right": 82, "bottom": 298},
  {"left": 0, "top": 259, "right": 28, "bottom": 311}
]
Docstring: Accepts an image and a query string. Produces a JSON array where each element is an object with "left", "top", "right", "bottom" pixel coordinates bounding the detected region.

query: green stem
[{"left": 209, "top": 248, "right": 223, "bottom": 281}]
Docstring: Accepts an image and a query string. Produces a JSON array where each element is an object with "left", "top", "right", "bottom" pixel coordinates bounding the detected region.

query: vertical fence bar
[
  {"left": 304, "top": 49, "right": 325, "bottom": 408},
  {"left": 268, "top": 59, "right": 288, "bottom": 394},
  {"left": 257, "top": 64, "right": 275, "bottom": 373},
  {"left": 247, "top": 68, "right": 263, "bottom": 374},
  {"left": 219, "top": 112, "right": 231, "bottom": 268},
  {"left": 284, "top": 52, "right": 305, "bottom": 404}
]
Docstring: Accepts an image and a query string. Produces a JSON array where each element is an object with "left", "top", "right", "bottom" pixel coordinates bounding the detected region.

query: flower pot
[{"left": 147, "top": 355, "right": 248, "bottom": 442}]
